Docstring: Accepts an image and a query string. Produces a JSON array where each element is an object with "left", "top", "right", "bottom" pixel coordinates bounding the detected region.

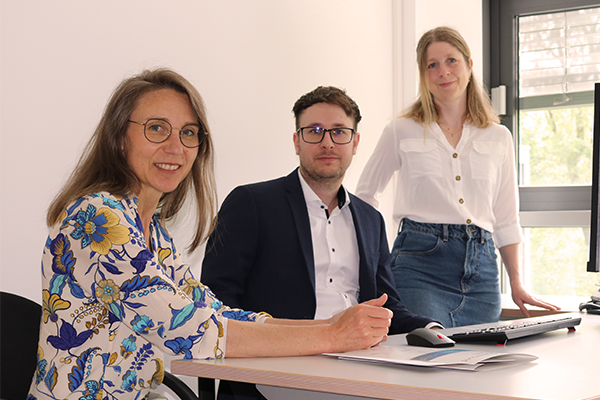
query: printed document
[{"left": 325, "top": 345, "right": 538, "bottom": 371}]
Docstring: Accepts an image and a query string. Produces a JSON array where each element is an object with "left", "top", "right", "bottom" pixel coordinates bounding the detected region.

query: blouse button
[
  {"left": 455, "top": 175, "right": 461, "bottom": 181},
  {"left": 466, "top": 219, "right": 472, "bottom": 224},
  {"left": 459, "top": 198, "right": 464, "bottom": 204},
  {"left": 453, "top": 153, "right": 458, "bottom": 158}
]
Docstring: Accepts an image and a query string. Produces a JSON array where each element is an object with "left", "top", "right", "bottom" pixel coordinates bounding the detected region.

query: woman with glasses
[
  {"left": 29, "top": 68, "right": 392, "bottom": 400},
  {"left": 356, "top": 27, "right": 559, "bottom": 328}
]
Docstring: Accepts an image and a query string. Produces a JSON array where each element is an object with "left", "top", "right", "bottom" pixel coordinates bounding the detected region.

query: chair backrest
[{"left": 0, "top": 291, "right": 42, "bottom": 400}]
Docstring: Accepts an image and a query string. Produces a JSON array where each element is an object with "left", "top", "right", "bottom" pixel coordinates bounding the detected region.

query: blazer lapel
[
  {"left": 285, "top": 169, "right": 316, "bottom": 292},
  {"left": 349, "top": 198, "right": 376, "bottom": 300}
]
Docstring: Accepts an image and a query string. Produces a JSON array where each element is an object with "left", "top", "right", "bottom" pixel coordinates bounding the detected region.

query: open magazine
[{"left": 324, "top": 345, "right": 538, "bottom": 371}]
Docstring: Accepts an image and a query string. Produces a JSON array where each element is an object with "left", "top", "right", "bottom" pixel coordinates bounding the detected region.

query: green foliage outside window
[
  {"left": 519, "top": 107, "right": 599, "bottom": 297},
  {"left": 520, "top": 106, "right": 593, "bottom": 186},
  {"left": 525, "top": 227, "right": 597, "bottom": 296}
]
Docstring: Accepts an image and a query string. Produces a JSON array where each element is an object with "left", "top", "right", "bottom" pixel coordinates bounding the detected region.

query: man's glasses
[
  {"left": 128, "top": 118, "right": 205, "bottom": 148},
  {"left": 296, "top": 126, "right": 355, "bottom": 145}
]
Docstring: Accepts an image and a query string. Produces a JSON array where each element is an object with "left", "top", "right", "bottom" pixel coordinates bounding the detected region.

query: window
[
  {"left": 490, "top": 0, "right": 600, "bottom": 299},
  {"left": 519, "top": 8, "right": 599, "bottom": 186}
]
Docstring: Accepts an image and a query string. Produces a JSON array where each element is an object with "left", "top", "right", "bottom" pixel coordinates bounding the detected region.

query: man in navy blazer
[
  {"left": 202, "top": 86, "right": 438, "bottom": 332},
  {"left": 202, "top": 168, "right": 439, "bottom": 332},
  {"left": 202, "top": 86, "right": 439, "bottom": 399}
]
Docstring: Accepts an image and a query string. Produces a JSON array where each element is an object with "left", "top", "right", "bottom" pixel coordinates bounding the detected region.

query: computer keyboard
[{"left": 447, "top": 313, "right": 582, "bottom": 345}]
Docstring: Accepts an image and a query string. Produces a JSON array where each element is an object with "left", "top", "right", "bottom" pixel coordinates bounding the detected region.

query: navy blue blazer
[{"left": 201, "top": 169, "right": 435, "bottom": 334}]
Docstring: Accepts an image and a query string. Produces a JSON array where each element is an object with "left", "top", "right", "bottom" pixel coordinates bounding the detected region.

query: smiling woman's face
[
  {"left": 425, "top": 41, "right": 473, "bottom": 106},
  {"left": 125, "top": 88, "right": 199, "bottom": 206}
]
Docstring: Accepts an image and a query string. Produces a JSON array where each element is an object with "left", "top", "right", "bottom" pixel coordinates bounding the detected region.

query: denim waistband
[{"left": 399, "top": 218, "right": 492, "bottom": 242}]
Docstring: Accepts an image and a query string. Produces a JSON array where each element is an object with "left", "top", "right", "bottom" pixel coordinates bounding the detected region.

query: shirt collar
[{"left": 297, "top": 169, "right": 350, "bottom": 210}]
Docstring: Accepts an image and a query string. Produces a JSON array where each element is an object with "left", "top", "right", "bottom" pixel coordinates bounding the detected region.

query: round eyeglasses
[
  {"left": 296, "top": 126, "right": 355, "bottom": 145},
  {"left": 128, "top": 118, "right": 205, "bottom": 148}
]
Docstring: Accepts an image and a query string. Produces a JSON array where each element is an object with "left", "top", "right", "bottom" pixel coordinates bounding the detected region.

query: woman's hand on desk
[
  {"left": 500, "top": 244, "right": 561, "bottom": 317},
  {"left": 511, "top": 283, "right": 561, "bottom": 317},
  {"left": 326, "top": 294, "right": 392, "bottom": 352}
]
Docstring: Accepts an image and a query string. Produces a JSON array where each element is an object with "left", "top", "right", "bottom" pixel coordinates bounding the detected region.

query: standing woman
[
  {"left": 356, "top": 27, "right": 558, "bottom": 328},
  {"left": 29, "top": 69, "right": 392, "bottom": 400}
]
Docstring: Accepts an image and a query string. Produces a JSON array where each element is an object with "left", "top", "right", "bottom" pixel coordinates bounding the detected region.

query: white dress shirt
[
  {"left": 298, "top": 171, "right": 361, "bottom": 319},
  {"left": 356, "top": 118, "right": 523, "bottom": 248}
]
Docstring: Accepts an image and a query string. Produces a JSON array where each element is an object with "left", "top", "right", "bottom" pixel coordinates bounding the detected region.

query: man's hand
[{"left": 327, "top": 294, "right": 393, "bottom": 352}]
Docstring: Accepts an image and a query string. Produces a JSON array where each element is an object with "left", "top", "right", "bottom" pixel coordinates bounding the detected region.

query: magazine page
[{"left": 324, "top": 345, "right": 538, "bottom": 371}]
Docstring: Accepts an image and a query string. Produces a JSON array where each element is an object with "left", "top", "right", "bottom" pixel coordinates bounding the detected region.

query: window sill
[{"left": 519, "top": 210, "right": 590, "bottom": 227}]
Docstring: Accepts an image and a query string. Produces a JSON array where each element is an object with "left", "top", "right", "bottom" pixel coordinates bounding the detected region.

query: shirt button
[
  {"left": 456, "top": 176, "right": 461, "bottom": 181},
  {"left": 466, "top": 219, "right": 472, "bottom": 224},
  {"left": 332, "top": 248, "right": 335, "bottom": 252},
  {"left": 453, "top": 153, "right": 458, "bottom": 158},
  {"left": 459, "top": 198, "right": 464, "bottom": 204}
]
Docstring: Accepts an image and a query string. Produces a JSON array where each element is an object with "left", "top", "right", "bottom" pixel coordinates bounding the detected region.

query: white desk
[{"left": 171, "top": 313, "right": 600, "bottom": 400}]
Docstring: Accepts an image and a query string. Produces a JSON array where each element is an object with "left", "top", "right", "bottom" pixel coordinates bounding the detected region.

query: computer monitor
[{"left": 586, "top": 82, "right": 600, "bottom": 273}]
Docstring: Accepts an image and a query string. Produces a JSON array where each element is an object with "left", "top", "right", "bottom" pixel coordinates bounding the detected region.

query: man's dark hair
[{"left": 292, "top": 86, "right": 362, "bottom": 129}]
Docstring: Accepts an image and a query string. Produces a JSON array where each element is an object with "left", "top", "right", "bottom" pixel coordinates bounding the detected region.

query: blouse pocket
[
  {"left": 399, "top": 139, "right": 442, "bottom": 178},
  {"left": 470, "top": 141, "right": 505, "bottom": 180}
]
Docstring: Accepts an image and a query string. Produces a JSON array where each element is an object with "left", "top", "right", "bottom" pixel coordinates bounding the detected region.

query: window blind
[{"left": 519, "top": 7, "right": 600, "bottom": 98}]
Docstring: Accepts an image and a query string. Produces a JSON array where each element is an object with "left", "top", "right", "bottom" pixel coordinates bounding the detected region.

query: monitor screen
[{"left": 587, "top": 82, "right": 600, "bottom": 273}]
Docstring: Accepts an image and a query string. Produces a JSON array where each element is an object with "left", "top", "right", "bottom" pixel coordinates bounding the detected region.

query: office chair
[
  {"left": 0, "top": 291, "right": 209, "bottom": 400},
  {"left": 0, "top": 291, "right": 40, "bottom": 400}
]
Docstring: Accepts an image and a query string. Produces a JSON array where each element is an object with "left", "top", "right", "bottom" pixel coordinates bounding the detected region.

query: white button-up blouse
[{"left": 356, "top": 117, "right": 523, "bottom": 248}]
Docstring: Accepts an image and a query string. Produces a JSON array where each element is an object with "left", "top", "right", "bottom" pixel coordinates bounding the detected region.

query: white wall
[
  {"left": 0, "top": 0, "right": 394, "bottom": 303},
  {"left": 0, "top": 0, "right": 483, "bottom": 304}
]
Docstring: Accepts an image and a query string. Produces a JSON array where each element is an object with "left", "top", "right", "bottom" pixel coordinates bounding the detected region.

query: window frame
[
  {"left": 489, "top": 0, "right": 600, "bottom": 214},
  {"left": 488, "top": 0, "right": 600, "bottom": 299}
]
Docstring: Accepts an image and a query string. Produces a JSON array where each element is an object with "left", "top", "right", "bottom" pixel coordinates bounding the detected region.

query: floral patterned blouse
[{"left": 28, "top": 192, "right": 269, "bottom": 400}]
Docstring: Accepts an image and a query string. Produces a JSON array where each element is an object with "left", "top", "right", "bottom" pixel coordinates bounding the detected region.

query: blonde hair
[
  {"left": 47, "top": 68, "right": 216, "bottom": 252},
  {"left": 403, "top": 26, "right": 499, "bottom": 128}
]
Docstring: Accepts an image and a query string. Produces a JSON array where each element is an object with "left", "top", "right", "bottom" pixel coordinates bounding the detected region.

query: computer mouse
[
  {"left": 406, "top": 328, "right": 456, "bottom": 348},
  {"left": 579, "top": 301, "right": 600, "bottom": 314}
]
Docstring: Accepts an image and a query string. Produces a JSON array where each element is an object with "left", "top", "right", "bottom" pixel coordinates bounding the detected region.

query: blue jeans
[{"left": 391, "top": 218, "right": 501, "bottom": 328}]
